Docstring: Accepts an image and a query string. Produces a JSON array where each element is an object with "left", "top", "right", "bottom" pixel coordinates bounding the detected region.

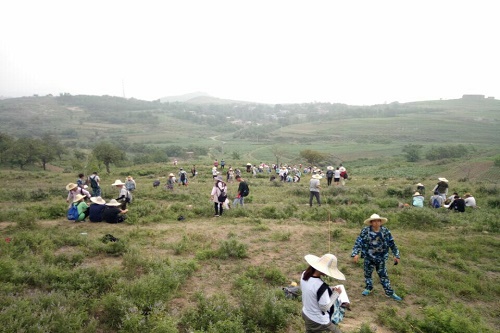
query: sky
[{"left": 1, "top": 1, "right": 499, "bottom": 105}]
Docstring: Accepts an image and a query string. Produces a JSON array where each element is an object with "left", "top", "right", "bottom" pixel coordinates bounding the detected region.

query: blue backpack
[
  {"left": 67, "top": 203, "right": 80, "bottom": 220},
  {"left": 432, "top": 197, "right": 441, "bottom": 208}
]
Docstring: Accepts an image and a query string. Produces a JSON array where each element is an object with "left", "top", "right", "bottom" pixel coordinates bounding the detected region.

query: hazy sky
[{"left": 1, "top": 1, "right": 498, "bottom": 105}]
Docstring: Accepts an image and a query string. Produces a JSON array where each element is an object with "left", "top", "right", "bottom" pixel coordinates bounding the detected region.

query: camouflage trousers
[{"left": 363, "top": 258, "right": 394, "bottom": 295}]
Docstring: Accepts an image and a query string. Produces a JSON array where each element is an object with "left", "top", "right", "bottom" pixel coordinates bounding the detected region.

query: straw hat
[
  {"left": 413, "top": 192, "right": 421, "bottom": 196},
  {"left": 111, "top": 179, "right": 125, "bottom": 186},
  {"left": 66, "top": 183, "right": 78, "bottom": 191},
  {"left": 438, "top": 177, "right": 449, "bottom": 183},
  {"left": 304, "top": 254, "right": 346, "bottom": 280},
  {"left": 327, "top": 166, "right": 334, "bottom": 170},
  {"left": 105, "top": 199, "right": 122, "bottom": 206},
  {"left": 364, "top": 213, "right": 388, "bottom": 225},
  {"left": 168, "top": 173, "right": 174, "bottom": 177},
  {"left": 90, "top": 196, "right": 106, "bottom": 205},
  {"left": 73, "top": 194, "right": 85, "bottom": 203},
  {"left": 311, "top": 174, "right": 322, "bottom": 179},
  {"left": 416, "top": 183, "right": 424, "bottom": 187}
]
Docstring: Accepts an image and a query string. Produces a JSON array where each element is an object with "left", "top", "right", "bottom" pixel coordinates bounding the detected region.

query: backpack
[
  {"left": 89, "top": 176, "right": 98, "bottom": 189},
  {"left": 341, "top": 171, "right": 348, "bottom": 179},
  {"left": 432, "top": 197, "right": 441, "bottom": 208},
  {"left": 282, "top": 286, "right": 300, "bottom": 299},
  {"left": 67, "top": 203, "right": 80, "bottom": 221},
  {"left": 180, "top": 172, "right": 186, "bottom": 182},
  {"left": 217, "top": 183, "right": 227, "bottom": 202},
  {"left": 241, "top": 183, "right": 250, "bottom": 197}
]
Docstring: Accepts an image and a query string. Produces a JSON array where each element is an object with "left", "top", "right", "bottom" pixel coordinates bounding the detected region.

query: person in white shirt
[
  {"left": 463, "top": 193, "right": 477, "bottom": 208},
  {"left": 301, "top": 253, "right": 348, "bottom": 333}
]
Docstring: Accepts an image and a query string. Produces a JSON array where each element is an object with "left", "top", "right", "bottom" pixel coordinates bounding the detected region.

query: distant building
[{"left": 462, "top": 94, "right": 485, "bottom": 100}]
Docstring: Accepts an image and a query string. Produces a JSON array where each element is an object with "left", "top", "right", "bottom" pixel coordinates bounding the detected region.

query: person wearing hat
[
  {"left": 463, "top": 193, "right": 477, "bottom": 208},
  {"left": 416, "top": 183, "right": 425, "bottom": 196},
  {"left": 102, "top": 199, "right": 128, "bottom": 224},
  {"left": 411, "top": 192, "right": 424, "bottom": 207},
  {"left": 66, "top": 183, "right": 91, "bottom": 208},
  {"left": 301, "top": 253, "right": 348, "bottom": 332},
  {"left": 333, "top": 167, "right": 341, "bottom": 186},
  {"left": 88, "top": 196, "right": 106, "bottom": 222},
  {"left": 326, "top": 166, "right": 334, "bottom": 186},
  {"left": 72, "top": 194, "right": 89, "bottom": 222},
  {"left": 210, "top": 175, "right": 227, "bottom": 217},
  {"left": 125, "top": 176, "right": 136, "bottom": 192},
  {"left": 178, "top": 168, "right": 188, "bottom": 186},
  {"left": 432, "top": 177, "right": 449, "bottom": 200},
  {"left": 112, "top": 179, "right": 132, "bottom": 210},
  {"left": 165, "top": 173, "right": 175, "bottom": 190},
  {"left": 309, "top": 174, "right": 322, "bottom": 207},
  {"left": 351, "top": 213, "right": 402, "bottom": 301}
]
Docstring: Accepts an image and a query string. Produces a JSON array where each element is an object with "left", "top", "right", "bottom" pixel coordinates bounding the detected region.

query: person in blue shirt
[{"left": 351, "top": 213, "right": 402, "bottom": 301}]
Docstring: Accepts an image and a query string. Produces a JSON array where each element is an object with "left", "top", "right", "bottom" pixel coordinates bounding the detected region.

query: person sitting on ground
[
  {"left": 412, "top": 191, "right": 424, "bottom": 207},
  {"left": 66, "top": 183, "right": 91, "bottom": 208},
  {"left": 416, "top": 183, "right": 425, "bottom": 196},
  {"left": 125, "top": 176, "right": 136, "bottom": 192},
  {"left": 72, "top": 194, "right": 89, "bottom": 222},
  {"left": 463, "top": 193, "right": 477, "bottom": 208},
  {"left": 102, "top": 199, "right": 128, "bottom": 223},
  {"left": 89, "top": 196, "right": 106, "bottom": 222},
  {"left": 429, "top": 191, "right": 444, "bottom": 208},
  {"left": 300, "top": 253, "right": 348, "bottom": 333},
  {"left": 448, "top": 195, "right": 465, "bottom": 212}
]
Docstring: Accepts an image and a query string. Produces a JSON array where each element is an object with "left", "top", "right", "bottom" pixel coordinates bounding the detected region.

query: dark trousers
[
  {"left": 309, "top": 191, "right": 321, "bottom": 206},
  {"left": 327, "top": 177, "right": 333, "bottom": 186},
  {"left": 214, "top": 202, "right": 223, "bottom": 215}
]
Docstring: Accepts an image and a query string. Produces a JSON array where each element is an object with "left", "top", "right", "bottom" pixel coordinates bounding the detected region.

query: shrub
[{"left": 217, "top": 238, "right": 248, "bottom": 259}]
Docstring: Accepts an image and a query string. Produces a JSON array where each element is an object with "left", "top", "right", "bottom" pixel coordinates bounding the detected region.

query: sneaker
[
  {"left": 361, "top": 289, "right": 371, "bottom": 296},
  {"left": 214, "top": 214, "right": 219, "bottom": 217},
  {"left": 387, "top": 293, "right": 402, "bottom": 301}
]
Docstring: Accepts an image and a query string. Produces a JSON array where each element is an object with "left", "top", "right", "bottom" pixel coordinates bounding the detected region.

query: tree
[
  {"left": 270, "top": 145, "right": 285, "bottom": 165},
  {"left": 39, "top": 134, "right": 65, "bottom": 170},
  {"left": 402, "top": 144, "right": 423, "bottom": 162},
  {"left": 7, "top": 137, "right": 41, "bottom": 169},
  {"left": 92, "top": 142, "right": 126, "bottom": 173},
  {"left": 300, "top": 149, "right": 327, "bottom": 165},
  {"left": 0, "top": 133, "right": 14, "bottom": 164}
]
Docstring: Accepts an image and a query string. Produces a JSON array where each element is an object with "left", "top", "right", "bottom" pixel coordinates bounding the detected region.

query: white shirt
[
  {"left": 301, "top": 273, "right": 339, "bottom": 325},
  {"left": 464, "top": 196, "right": 476, "bottom": 207}
]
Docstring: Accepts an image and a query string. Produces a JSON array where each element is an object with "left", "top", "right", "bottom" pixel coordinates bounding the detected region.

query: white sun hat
[
  {"left": 364, "top": 213, "right": 388, "bottom": 225},
  {"left": 111, "top": 179, "right": 125, "bottom": 186},
  {"left": 304, "top": 254, "right": 346, "bottom": 280}
]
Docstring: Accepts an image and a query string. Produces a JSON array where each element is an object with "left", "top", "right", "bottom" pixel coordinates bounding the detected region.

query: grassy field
[{"left": 0, "top": 157, "right": 499, "bottom": 332}]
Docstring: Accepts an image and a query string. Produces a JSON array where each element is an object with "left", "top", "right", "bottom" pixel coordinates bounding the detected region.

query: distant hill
[{"left": 159, "top": 92, "right": 210, "bottom": 103}]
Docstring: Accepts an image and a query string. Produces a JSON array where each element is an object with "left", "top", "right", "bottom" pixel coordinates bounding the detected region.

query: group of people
[
  {"left": 65, "top": 174, "right": 134, "bottom": 223},
  {"left": 210, "top": 174, "right": 249, "bottom": 216},
  {"left": 301, "top": 213, "right": 402, "bottom": 332},
  {"left": 412, "top": 178, "right": 477, "bottom": 212}
]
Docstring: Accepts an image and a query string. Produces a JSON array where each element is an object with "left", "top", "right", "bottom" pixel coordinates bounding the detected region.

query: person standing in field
[
  {"left": 339, "top": 164, "right": 347, "bottom": 186},
  {"left": 125, "top": 176, "right": 136, "bottom": 192},
  {"left": 432, "top": 177, "right": 449, "bottom": 200},
  {"left": 351, "top": 213, "right": 402, "bottom": 301},
  {"left": 333, "top": 167, "right": 341, "bottom": 186},
  {"left": 233, "top": 175, "right": 250, "bottom": 207},
  {"left": 326, "top": 166, "right": 334, "bottom": 186},
  {"left": 191, "top": 165, "right": 196, "bottom": 178},
  {"left": 211, "top": 176, "right": 227, "bottom": 217},
  {"left": 88, "top": 171, "right": 101, "bottom": 197},
  {"left": 165, "top": 173, "right": 175, "bottom": 190},
  {"left": 309, "top": 174, "right": 322, "bottom": 207},
  {"left": 77, "top": 173, "right": 87, "bottom": 189}
]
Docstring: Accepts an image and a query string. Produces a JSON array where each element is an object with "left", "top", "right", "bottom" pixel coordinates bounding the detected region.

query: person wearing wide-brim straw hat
[
  {"left": 301, "top": 253, "right": 348, "bottom": 332},
  {"left": 166, "top": 173, "right": 175, "bottom": 190},
  {"left": 88, "top": 196, "right": 106, "bottom": 222},
  {"left": 433, "top": 177, "right": 449, "bottom": 200},
  {"left": 351, "top": 213, "right": 402, "bottom": 301},
  {"left": 309, "top": 174, "right": 322, "bottom": 207},
  {"left": 112, "top": 180, "right": 132, "bottom": 210},
  {"left": 71, "top": 194, "right": 89, "bottom": 222},
  {"left": 102, "top": 199, "right": 128, "bottom": 223},
  {"left": 66, "top": 182, "right": 91, "bottom": 208},
  {"left": 412, "top": 192, "right": 424, "bottom": 208},
  {"left": 416, "top": 182, "right": 425, "bottom": 196}
]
